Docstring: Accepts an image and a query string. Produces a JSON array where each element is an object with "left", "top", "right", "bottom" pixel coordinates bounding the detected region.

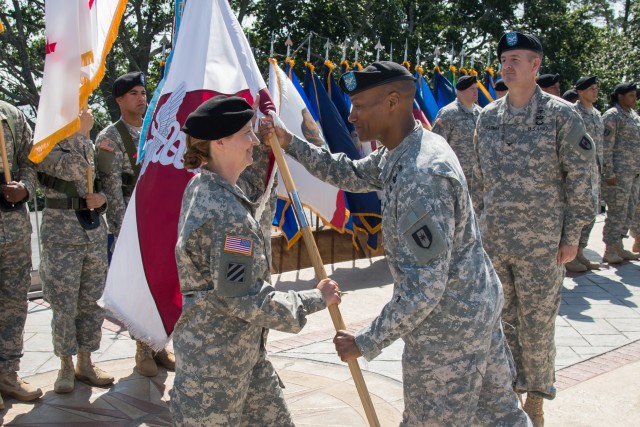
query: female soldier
[{"left": 170, "top": 96, "right": 341, "bottom": 427}]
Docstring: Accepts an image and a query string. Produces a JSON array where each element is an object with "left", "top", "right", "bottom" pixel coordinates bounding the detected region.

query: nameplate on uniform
[
  {"left": 224, "top": 235, "right": 253, "bottom": 256},
  {"left": 99, "top": 139, "right": 116, "bottom": 152}
]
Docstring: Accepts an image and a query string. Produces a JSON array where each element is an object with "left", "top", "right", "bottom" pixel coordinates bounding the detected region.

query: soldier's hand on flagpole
[
  {"left": 317, "top": 278, "right": 342, "bottom": 307},
  {"left": 1, "top": 182, "right": 28, "bottom": 203},
  {"left": 78, "top": 107, "right": 94, "bottom": 138},
  {"left": 259, "top": 115, "right": 292, "bottom": 149},
  {"left": 84, "top": 192, "right": 106, "bottom": 209},
  {"left": 334, "top": 330, "right": 362, "bottom": 362}
]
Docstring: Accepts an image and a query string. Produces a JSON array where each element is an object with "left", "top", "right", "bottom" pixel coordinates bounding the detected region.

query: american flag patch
[
  {"left": 224, "top": 236, "right": 253, "bottom": 256},
  {"left": 99, "top": 139, "right": 116, "bottom": 152}
]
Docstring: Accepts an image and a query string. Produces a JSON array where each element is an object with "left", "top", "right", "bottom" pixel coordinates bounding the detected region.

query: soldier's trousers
[
  {"left": 400, "top": 316, "right": 531, "bottom": 426},
  {"left": 0, "top": 237, "right": 32, "bottom": 372},
  {"left": 170, "top": 349, "right": 294, "bottom": 427},
  {"left": 579, "top": 218, "right": 596, "bottom": 248},
  {"left": 41, "top": 240, "right": 107, "bottom": 357},
  {"left": 602, "top": 173, "right": 640, "bottom": 244},
  {"left": 491, "top": 251, "right": 564, "bottom": 399}
]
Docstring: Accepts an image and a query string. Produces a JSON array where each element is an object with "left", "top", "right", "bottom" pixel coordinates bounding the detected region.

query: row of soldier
[{"left": 1, "top": 28, "right": 639, "bottom": 426}]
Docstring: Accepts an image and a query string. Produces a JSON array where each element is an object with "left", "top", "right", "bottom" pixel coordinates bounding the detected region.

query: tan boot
[
  {"left": 54, "top": 356, "right": 75, "bottom": 394},
  {"left": 633, "top": 238, "right": 640, "bottom": 253},
  {"left": 614, "top": 243, "right": 640, "bottom": 260},
  {"left": 604, "top": 245, "right": 624, "bottom": 264},
  {"left": 524, "top": 394, "right": 544, "bottom": 427},
  {"left": 154, "top": 347, "right": 176, "bottom": 371},
  {"left": 135, "top": 341, "right": 158, "bottom": 377},
  {"left": 576, "top": 247, "right": 600, "bottom": 270},
  {"left": 75, "top": 352, "right": 114, "bottom": 386},
  {"left": 565, "top": 257, "right": 588, "bottom": 272},
  {"left": 0, "top": 371, "right": 43, "bottom": 401}
]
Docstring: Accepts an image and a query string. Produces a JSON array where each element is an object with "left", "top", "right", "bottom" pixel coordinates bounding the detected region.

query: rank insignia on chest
[
  {"left": 412, "top": 225, "right": 433, "bottom": 249},
  {"left": 226, "top": 263, "right": 246, "bottom": 282},
  {"left": 224, "top": 235, "right": 253, "bottom": 256},
  {"left": 99, "top": 139, "right": 116, "bottom": 152}
]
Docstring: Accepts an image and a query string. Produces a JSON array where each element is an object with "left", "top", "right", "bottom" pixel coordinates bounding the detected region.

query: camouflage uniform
[
  {"left": 171, "top": 149, "right": 323, "bottom": 427},
  {"left": 38, "top": 134, "right": 108, "bottom": 357},
  {"left": 431, "top": 99, "right": 482, "bottom": 180},
  {"left": 0, "top": 103, "right": 36, "bottom": 373},
  {"left": 95, "top": 120, "right": 140, "bottom": 238},
  {"left": 472, "top": 86, "right": 596, "bottom": 398},
  {"left": 600, "top": 104, "right": 640, "bottom": 244},
  {"left": 575, "top": 101, "right": 604, "bottom": 248},
  {"left": 286, "top": 124, "right": 529, "bottom": 426}
]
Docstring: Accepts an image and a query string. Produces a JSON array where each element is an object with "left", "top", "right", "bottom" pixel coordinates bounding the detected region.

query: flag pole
[
  {"left": 266, "top": 131, "right": 381, "bottom": 427},
  {"left": 0, "top": 128, "right": 11, "bottom": 184}
]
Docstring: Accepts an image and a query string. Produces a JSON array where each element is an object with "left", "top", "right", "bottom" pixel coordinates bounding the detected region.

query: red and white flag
[
  {"left": 102, "top": 0, "right": 274, "bottom": 347},
  {"left": 30, "top": 0, "right": 126, "bottom": 162}
]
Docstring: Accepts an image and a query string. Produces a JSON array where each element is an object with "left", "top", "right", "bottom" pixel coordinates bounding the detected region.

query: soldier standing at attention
[
  {"left": 601, "top": 82, "right": 640, "bottom": 262},
  {"left": 38, "top": 108, "right": 114, "bottom": 393},
  {"left": 170, "top": 96, "right": 341, "bottom": 426},
  {"left": 431, "top": 74, "right": 483, "bottom": 181},
  {"left": 262, "top": 61, "right": 530, "bottom": 426},
  {"left": 0, "top": 101, "right": 43, "bottom": 408},
  {"left": 565, "top": 76, "right": 604, "bottom": 271},
  {"left": 494, "top": 79, "right": 509, "bottom": 100},
  {"left": 472, "top": 32, "right": 596, "bottom": 426},
  {"left": 536, "top": 73, "right": 561, "bottom": 97},
  {"left": 95, "top": 72, "right": 175, "bottom": 377}
]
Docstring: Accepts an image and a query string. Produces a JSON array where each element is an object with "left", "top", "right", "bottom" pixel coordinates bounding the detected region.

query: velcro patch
[
  {"left": 578, "top": 136, "right": 593, "bottom": 151},
  {"left": 604, "top": 128, "right": 612, "bottom": 137},
  {"left": 226, "top": 263, "right": 246, "bottom": 282},
  {"left": 412, "top": 225, "right": 434, "bottom": 248},
  {"left": 224, "top": 235, "right": 253, "bottom": 256},
  {"left": 99, "top": 139, "right": 116, "bottom": 152}
]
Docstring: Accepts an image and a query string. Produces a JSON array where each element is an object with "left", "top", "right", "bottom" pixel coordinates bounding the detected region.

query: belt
[{"left": 45, "top": 197, "right": 88, "bottom": 210}]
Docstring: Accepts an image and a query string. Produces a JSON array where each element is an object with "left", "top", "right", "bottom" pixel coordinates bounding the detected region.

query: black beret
[
  {"left": 613, "top": 82, "right": 637, "bottom": 95},
  {"left": 562, "top": 89, "right": 579, "bottom": 103},
  {"left": 574, "top": 76, "right": 598, "bottom": 91},
  {"left": 182, "top": 96, "right": 254, "bottom": 140},
  {"left": 112, "top": 72, "right": 146, "bottom": 98},
  {"left": 537, "top": 74, "right": 560, "bottom": 88},
  {"left": 494, "top": 79, "right": 508, "bottom": 92},
  {"left": 455, "top": 75, "right": 477, "bottom": 91},
  {"left": 497, "top": 32, "right": 543, "bottom": 59},
  {"left": 339, "top": 61, "right": 415, "bottom": 96}
]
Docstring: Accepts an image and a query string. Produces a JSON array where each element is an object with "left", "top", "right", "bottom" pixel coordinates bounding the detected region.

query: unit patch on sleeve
[{"left": 226, "top": 262, "right": 246, "bottom": 282}]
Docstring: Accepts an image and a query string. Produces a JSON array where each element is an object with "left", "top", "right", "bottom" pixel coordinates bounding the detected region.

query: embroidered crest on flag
[{"left": 224, "top": 236, "right": 253, "bottom": 255}]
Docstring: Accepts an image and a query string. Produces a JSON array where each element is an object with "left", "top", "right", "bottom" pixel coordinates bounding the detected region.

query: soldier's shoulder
[
  {"left": 479, "top": 99, "right": 501, "bottom": 116},
  {"left": 601, "top": 107, "right": 618, "bottom": 119},
  {"left": 406, "top": 130, "right": 464, "bottom": 183}
]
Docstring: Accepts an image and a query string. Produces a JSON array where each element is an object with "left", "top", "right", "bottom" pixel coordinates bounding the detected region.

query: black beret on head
[
  {"left": 574, "top": 76, "right": 598, "bottom": 91},
  {"left": 182, "top": 96, "right": 254, "bottom": 140},
  {"left": 562, "top": 89, "right": 579, "bottom": 103},
  {"left": 455, "top": 75, "right": 477, "bottom": 91},
  {"left": 112, "top": 72, "right": 146, "bottom": 98},
  {"left": 537, "top": 73, "right": 560, "bottom": 88},
  {"left": 494, "top": 79, "right": 508, "bottom": 92},
  {"left": 497, "top": 32, "right": 543, "bottom": 58},
  {"left": 613, "top": 82, "right": 637, "bottom": 95},
  {"left": 339, "top": 61, "right": 415, "bottom": 96}
]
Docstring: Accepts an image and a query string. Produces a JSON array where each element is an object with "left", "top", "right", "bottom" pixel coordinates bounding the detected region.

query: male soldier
[
  {"left": 261, "top": 62, "right": 530, "bottom": 426},
  {"left": 562, "top": 89, "right": 579, "bottom": 103},
  {"left": 38, "top": 108, "right": 114, "bottom": 393},
  {"left": 0, "top": 101, "right": 43, "bottom": 408},
  {"left": 472, "top": 32, "right": 596, "bottom": 426},
  {"left": 537, "top": 73, "right": 561, "bottom": 97},
  {"left": 96, "top": 71, "right": 175, "bottom": 377},
  {"left": 601, "top": 82, "right": 640, "bottom": 262},
  {"left": 495, "top": 79, "right": 508, "bottom": 100},
  {"left": 431, "top": 75, "right": 482, "bottom": 180},
  {"left": 565, "top": 76, "right": 604, "bottom": 271}
]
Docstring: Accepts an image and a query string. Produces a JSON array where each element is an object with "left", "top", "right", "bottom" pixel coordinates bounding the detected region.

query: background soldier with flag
[{"left": 0, "top": 100, "right": 42, "bottom": 408}]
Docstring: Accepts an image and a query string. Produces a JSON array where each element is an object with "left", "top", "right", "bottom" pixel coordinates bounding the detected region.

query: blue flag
[
  {"left": 415, "top": 71, "right": 439, "bottom": 123},
  {"left": 434, "top": 68, "right": 456, "bottom": 109}
]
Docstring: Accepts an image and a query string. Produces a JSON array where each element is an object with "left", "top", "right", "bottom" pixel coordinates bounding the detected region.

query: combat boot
[
  {"left": 154, "top": 347, "right": 176, "bottom": 371},
  {"left": 135, "top": 341, "right": 158, "bottom": 377},
  {"left": 614, "top": 243, "right": 640, "bottom": 261},
  {"left": 634, "top": 238, "right": 640, "bottom": 253},
  {"left": 564, "top": 257, "right": 587, "bottom": 272},
  {"left": 0, "top": 371, "right": 43, "bottom": 401},
  {"left": 524, "top": 394, "right": 544, "bottom": 427},
  {"left": 54, "top": 356, "right": 75, "bottom": 394},
  {"left": 603, "top": 245, "right": 624, "bottom": 264},
  {"left": 75, "top": 352, "right": 114, "bottom": 386},
  {"left": 576, "top": 248, "right": 600, "bottom": 270}
]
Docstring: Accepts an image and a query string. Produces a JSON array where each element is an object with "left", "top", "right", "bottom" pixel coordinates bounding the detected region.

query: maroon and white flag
[{"left": 102, "top": 0, "right": 273, "bottom": 347}]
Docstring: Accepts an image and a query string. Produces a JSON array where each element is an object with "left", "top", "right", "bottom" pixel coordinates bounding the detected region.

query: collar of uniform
[
  {"left": 499, "top": 85, "right": 542, "bottom": 122},
  {"left": 200, "top": 167, "right": 256, "bottom": 208},
  {"left": 379, "top": 122, "right": 422, "bottom": 184},
  {"left": 455, "top": 99, "right": 475, "bottom": 114}
]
